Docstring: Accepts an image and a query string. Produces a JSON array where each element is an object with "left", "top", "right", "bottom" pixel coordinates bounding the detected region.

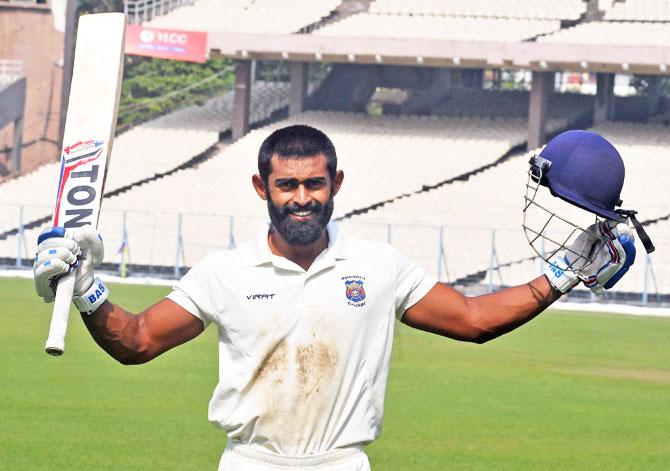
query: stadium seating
[
  {"left": 591, "top": 121, "right": 670, "bottom": 223},
  {"left": 539, "top": 21, "right": 670, "bottom": 47},
  {"left": 432, "top": 89, "right": 593, "bottom": 119},
  {"left": 343, "top": 121, "right": 670, "bottom": 295},
  {"left": 15, "top": 111, "right": 564, "bottom": 268},
  {"left": 3, "top": 0, "right": 668, "bottom": 308},
  {"left": 149, "top": 81, "right": 289, "bottom": 131},
  {"left": 314, "top": 14, "right": 561, "bottom": 42},
  {"left": 147, "top": 0, "right": 340, "bottom": 34},
  {"left": 0, "top": 81, "right": 289, "bottom": 238},
  {"left": 368, "top": 0, "right": 586, "bottom": 20},
  {"left": 340, "top": 149, "right": 555, "bottom": 282},
  {"left": 497, "top": 218, "right": 668, "bottom": 299},
  {"left": 2, "top": 113, "right": 666, "bottom": 298},
  {"left": 604, "top": 0, "right": 670, "bottom": 22}
]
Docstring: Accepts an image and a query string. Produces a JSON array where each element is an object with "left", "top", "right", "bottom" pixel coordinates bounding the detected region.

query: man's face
[{"left": 255, "top": 154, "right": 343, "bottom": 246}]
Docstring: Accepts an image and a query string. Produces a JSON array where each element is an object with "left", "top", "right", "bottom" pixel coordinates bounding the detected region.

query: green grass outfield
[{"left": 2, "top": 276, "right": 669, "bottom": 470}]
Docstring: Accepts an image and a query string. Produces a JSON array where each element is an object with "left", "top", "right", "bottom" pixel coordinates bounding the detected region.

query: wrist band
[{"left": 73, "top": 277, "right": 109, "bottom": 315}]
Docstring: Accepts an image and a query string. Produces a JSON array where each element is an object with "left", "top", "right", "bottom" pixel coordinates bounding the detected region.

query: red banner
[{"left": 125, "top": 25, "right": 208, "bottom": 63}]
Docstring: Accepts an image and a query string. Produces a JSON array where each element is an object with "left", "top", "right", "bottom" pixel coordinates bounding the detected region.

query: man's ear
[
  {"left": 332, "top": 170, "right": 344, "bottom": 196},
  {"left": 252, "top": 174, "right": 268, "bottom": 200}
]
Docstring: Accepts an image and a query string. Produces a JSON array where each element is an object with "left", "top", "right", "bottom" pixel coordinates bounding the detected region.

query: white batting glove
[
  {"left": 34, "top": 227, "right": 105, "bottom": 303},
  {"left": 545, "top": 221, "right": 634, "bottom": 295},
  {"left": 579, "top": 223, "right": 635, "bottom": 295}
]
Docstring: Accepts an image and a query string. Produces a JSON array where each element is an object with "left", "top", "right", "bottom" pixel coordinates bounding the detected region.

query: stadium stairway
[
  {"left": 298, "top": 0, "right": 372, "bottom": 33},
  {"left": 307, "top": 64, "right": 440, "bottom": 113},
  {"left": 307, "top": 64, "right": 380, "bottom": 112}
]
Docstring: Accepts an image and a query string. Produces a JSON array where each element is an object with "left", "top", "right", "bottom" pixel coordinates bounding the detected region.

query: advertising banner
[{"left": 125, "top": 25, "right": 208, "bottom": 63}]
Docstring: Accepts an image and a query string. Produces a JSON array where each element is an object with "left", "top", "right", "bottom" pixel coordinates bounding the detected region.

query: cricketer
[{"left": 33, "top": 125, "right": 638, "bottom": 470}]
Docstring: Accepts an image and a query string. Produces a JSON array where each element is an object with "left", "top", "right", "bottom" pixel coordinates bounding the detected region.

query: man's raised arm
[
  {"left": 402, "top": 220, "right": 635, "bottom": 343},
  {"left": 34, "top": 227, "right": 204, "bottom": 364},
  {"left": 402, "top": 275, "right": 559, "bottom": 343}
]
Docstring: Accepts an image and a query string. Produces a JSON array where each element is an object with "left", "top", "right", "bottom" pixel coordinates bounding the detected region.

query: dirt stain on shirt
[
  {"left": 248, "top": 339, "right": 288, "bottom": 390},
  {"left": 295, "top": 341, "right": 339, "bottom": 401},
  {"left": 250, "top": 335, "right": 341, "bottom": 450}
]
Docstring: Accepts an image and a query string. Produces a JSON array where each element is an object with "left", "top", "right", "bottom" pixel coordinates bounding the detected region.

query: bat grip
[{"left": 45, "top": 271, "right": 76, "bottom": 356}]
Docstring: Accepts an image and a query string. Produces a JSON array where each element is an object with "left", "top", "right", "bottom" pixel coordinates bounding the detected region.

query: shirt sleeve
[
  {"left": 393, "top": 248, "right": 438, "bottom": 320},
  {"left": 166, "top": 256, "right": 216, "bottom": 329}
]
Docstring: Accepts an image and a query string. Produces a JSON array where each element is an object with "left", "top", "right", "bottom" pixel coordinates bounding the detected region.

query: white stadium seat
[
  {"left": 315, "top": 14, "right": 561, "bottom": 42},
  {"left": 146, "top": 0, "right": 341, "bottom": 34},
  {"left": 604, "top": 0, "right": 670, "bottom": 22},
  {"left": 368, "top": 0, "right": 585, "bottom": 20},
  {"left": 539, "top": 21, "right": 670, "bottom": 47}
]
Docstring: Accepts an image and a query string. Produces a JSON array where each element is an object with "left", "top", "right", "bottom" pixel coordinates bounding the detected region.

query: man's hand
[
  {"left": 34, "top": 227, "right": 104, "bottom": 303},
  {"left": 34, "top": 227, "right": 202, "bottom": 362},
  {"left": 545, "top": 221, "right": 636, "bottom": 295}
]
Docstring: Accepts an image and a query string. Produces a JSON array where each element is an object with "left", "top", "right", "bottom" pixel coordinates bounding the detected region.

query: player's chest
[{"left": 218, "top": 264, "right": 392, "bottom": 340}]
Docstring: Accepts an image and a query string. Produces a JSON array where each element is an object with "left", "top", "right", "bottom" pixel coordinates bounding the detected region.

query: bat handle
[{"left": 45, "top": 271, "right": 76, "bottom": 356}]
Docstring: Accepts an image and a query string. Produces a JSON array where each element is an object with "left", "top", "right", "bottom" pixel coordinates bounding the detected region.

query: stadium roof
[{"left": 209, "top": 33, "right": 670, "bottom": 76}]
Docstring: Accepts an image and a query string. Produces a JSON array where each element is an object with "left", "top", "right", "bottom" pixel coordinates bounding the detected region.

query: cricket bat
[{"left": 45, "top": 13, "right": 126, "bottom": 356}]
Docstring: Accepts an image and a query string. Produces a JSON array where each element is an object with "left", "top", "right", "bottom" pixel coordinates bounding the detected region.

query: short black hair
[{"left": 258, "top": 125, "right": 337, "bottom": 183}]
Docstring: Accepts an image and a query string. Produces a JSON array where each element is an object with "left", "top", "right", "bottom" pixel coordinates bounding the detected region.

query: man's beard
[{"left": 267, "top": 195, "right": 334, "bottom": 246}]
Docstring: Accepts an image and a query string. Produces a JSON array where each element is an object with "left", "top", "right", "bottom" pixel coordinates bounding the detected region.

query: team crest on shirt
[{"left": 343, "top": 276, "right": 366, "bottom": 307}]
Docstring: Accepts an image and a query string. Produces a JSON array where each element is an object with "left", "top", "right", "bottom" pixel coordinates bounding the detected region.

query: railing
[
  {"left": 2, "top": 205, "right": 665, "bottom": 305},
  {"left": 124, "top": 0, "right": 195, "bottom": 24}
]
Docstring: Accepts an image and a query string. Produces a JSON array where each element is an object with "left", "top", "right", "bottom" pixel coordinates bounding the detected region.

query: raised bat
[{"left": 44, "top": 12, "right": 125, "bottom": 356}]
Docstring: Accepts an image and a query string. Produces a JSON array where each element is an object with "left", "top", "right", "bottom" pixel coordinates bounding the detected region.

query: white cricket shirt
[{"left": 167, "top": 222, "right": 436, "bottom": 456}]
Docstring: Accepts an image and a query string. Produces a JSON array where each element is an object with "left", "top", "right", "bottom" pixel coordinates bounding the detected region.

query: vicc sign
[{"left": 125, "top": 25, "right": 208, "bottom": 63}]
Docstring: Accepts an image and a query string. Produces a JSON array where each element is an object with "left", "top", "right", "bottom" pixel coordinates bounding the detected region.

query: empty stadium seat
[
  {"left": 315, "top": 14, "right": 561, "bottom": 42},
  {"left": 147, "top": 0, "right": 340, "bottom": 34},
  {"left": 604, "top": 0, "right": 670, "bottom": 22},
  {"left": 368, "top": 0, "right": 585, "bottom": 20},
  {"left": 539, "top": 21, "right": 670, "bottom": 47}
]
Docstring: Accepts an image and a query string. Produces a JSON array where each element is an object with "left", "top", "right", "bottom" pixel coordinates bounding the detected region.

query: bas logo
[
  {"left": 342, "top": 276, "right": 366, "bottom": 307},
  {"left": 550, "top": 263, "right": 565, "bottom": 278},
  {"left": 87, "top": 282, "right": 106, "bottom": 304}
]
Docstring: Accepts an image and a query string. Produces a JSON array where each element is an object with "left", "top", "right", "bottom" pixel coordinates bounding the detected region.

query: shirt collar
[{"left": 243, "top": 221, "right": 359, "bottom": 268}]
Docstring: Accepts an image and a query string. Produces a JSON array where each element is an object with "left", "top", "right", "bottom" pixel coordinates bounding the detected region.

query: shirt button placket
[{"left": 298, "top": 274, "right": 308, "bottom": 319}]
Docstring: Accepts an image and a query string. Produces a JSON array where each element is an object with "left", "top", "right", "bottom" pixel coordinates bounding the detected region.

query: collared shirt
[{"left": 167, "top": 222, "right": 436, "bottom": 456}]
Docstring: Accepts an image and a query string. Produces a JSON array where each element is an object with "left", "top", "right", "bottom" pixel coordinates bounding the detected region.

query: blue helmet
[
  {"left": 530, "top": 130, "right": 625, "bottom": 222},
  {"left": 529, "top": 129, "right": 654, "bottom": 254}
]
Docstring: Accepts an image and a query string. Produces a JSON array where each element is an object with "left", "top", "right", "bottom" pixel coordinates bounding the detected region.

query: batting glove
[
  {"left": 34, "top": 227, "right": 105, "bottom": 303},
  {"left": 545, "top": 221, "right": 636, "bottom": 295}
]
